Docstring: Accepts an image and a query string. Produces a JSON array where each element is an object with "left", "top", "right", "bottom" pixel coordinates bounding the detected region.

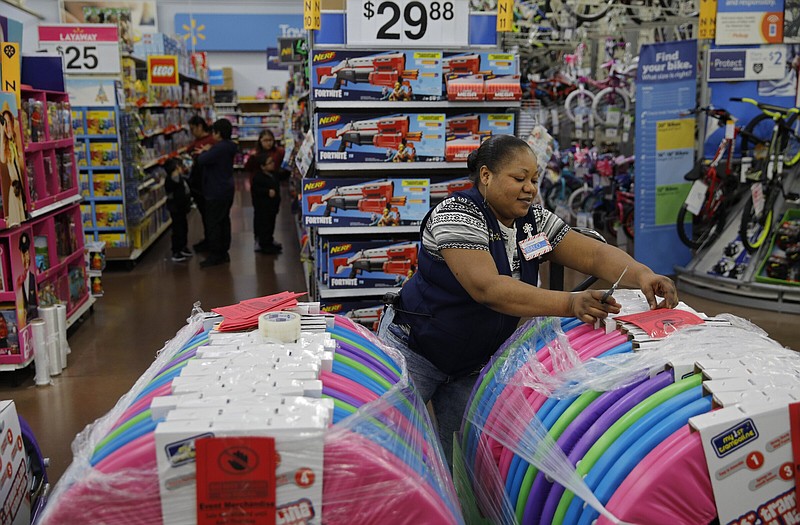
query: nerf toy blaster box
[
  {"left": 302, "top": 178, "right": 430, "bottom": 227},
  {"left": 321, "top": 300, "right": 386, "bottom": 332},
  {"left": 312, "top": 50, "right": 443, "bottom": 101},
  {"left": 326, "top": 240, "right": 419, "bottom": 289},
  {"left": 429, "top": 176, "right": 474, "bottom": 208},
  {"left": 445, "top": 113, "right": 515, "bottom": 162},
  {"left": 316, "top": 112, "right": 445, "bottom": 163},
  {"left": 443, "top": 52, "right": 521, "bottom": 101}
]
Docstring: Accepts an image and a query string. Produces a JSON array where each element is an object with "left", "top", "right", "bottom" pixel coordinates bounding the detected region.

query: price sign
[
  {"left": 347, "top": 0, "right": 469, "bottom": 47},
  {"left": 38, "top": 24, "right": 121, "bottom": 74}
]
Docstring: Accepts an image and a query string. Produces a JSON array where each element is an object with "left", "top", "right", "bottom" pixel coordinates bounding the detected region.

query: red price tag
[
  {"left": 789, "top": 402, "right": 800, "bottom": 513},
  {"left": 196, "top": 436, "right": 277, "bottom": 525},
  {"left": 148, "top": 55, "right": 179, "bottom": 86}
]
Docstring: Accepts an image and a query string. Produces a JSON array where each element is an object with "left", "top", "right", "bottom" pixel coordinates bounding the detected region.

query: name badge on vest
[{"left": 519, "top": 223, "right": 552, "bottom": 261}]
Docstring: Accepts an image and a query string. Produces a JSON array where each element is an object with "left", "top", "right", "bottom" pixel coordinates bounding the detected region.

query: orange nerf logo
[
  {"left": 314, "top": 51, "right": 336, "bottom": 62},
  {"left": 330, "top": 244, "right": 353, "bottom": 254},
  {"left": 318, "top": 114, "right": 341, "bottom": 126},
  {"left": 304, "top": 180, "right": 326, "bottom": 191},
  {"left": 322, "top": 304, "right": 343, "bottom": 313}
]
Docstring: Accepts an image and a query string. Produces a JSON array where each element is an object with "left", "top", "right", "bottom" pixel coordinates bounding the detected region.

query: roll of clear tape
[
  {"left": 55, "top": 303, "right": 71, "bottom": 359},
  {"left": 31, "top": 319, "right": 50, "bottom": 386},
  {"left": 39, "top": 306, "right": 62, "bottom": 375},
  {"left": 258, "top": 311, "right": 301, "bottom": 343}
]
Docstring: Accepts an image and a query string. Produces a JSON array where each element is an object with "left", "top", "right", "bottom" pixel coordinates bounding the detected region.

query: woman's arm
[
  {"left": 441, "top": 248, "right": 620, "bottom": 324},
  {"left": 546, "top": 229, "right": 678, "bottom": 309}
]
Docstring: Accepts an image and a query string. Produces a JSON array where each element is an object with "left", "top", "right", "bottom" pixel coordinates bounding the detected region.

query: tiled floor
[{"left": 0, "top": 174, "right": 795, "bottom": 487}]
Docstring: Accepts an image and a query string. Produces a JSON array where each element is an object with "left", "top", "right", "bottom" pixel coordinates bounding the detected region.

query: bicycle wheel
[
  {"left": 582, "top": 193, "right": 616, "bottom": 235},
  {"left": 740, "top": 113, "right": 777, "bottom": 159},
  {"left": 564, "top": 0, "right": 611, "bottom": 23},
  {"left": 661, "top": 0, "right": 699, "bottom": 17},
  {"left": 592, "top": 88, "right": 630, "bottom": 126},
  {"left": 564, "top": 89, "right": 595, "bottom": 123},
  {"left": 676, "top": 203, "right": 725, "bottom": 250},
  {"left": 739, "top": 193, "right": 774, "bottom": 254},
  {"left": 622, "top": 206, "right": 635, "bottom": 239},
  {"left": 545, "top": 180, "right": 573, "bottom": 212},
  {"left": 567, "top": 186, "right": 593, "bottom": 220},
  {"left": 626, "top": 0, "right": 664, "bottom": 23},
  {"left": 782, "top": 118, "right": 800, "bottom": 166}
]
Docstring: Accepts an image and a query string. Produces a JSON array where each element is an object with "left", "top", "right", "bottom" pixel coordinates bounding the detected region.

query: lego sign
[
  {"left": 148, "top": 55, "right": 179, "bottom": 86},
  {"left": 346, "top": 0, "right": 469, "bottom": 47},
  {"left": 38, "top": 24, "right": 121, "bottom": 74}
]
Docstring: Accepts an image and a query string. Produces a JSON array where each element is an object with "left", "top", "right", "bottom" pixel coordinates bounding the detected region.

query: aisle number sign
[
  {"left": 497, "top": 0, "right": 514, "bottom": 31},
  {"left": 37, "top": 24, "right": 121, "bottom": 75},
  {"left": 346, "top": 0, "right": 469, "bottom": 46},
  {"left": 0, "top": 43, "right": 21, "bottom": 107},
  {"left": 148, "top": 55, "right": 179, "bottom": 86},
  {"left": 304, "top": 0, "right": 321, "bottom": 30},
  {"left": 698, "top": 0, "right": 717, "bottom": 39}
]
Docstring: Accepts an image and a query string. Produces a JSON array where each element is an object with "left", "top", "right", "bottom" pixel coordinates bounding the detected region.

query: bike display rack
[{"left": 675, "top": 169, "right": 800, "bottom": 313}]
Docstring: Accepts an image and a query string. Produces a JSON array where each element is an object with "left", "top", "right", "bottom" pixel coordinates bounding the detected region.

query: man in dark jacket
[
  {"left": 188, "top": 116, "right": 215, "bottom": 251},
  {"left": 195, "top": 119, "right": 237, "bottom": 267}
]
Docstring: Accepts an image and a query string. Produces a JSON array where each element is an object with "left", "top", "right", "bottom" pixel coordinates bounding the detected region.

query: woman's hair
[
  {"left": 256, "top": 129, "right": 276, "bottom": 153},
  {"left": 466, "top": 134, "right": 533, "bottom": 183},
  {"left": 188, "top": 115, "right": 210, "bottom": 132}
]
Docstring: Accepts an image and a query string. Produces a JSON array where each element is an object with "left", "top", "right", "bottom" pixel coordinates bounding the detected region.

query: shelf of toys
[{"left": 0, "top": 71, "right": 91, "bottom": 369}]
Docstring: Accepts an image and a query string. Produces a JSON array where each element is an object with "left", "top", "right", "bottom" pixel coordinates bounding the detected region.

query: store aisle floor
[
  {"left": 0, "top": 173, "right": 796, "bottom": 487},
  {"left": 0, "top": 175, "right": 306, "bottom": 485}
]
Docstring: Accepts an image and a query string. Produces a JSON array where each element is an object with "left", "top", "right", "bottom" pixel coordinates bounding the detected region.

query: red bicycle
[{"left": 676, "top": 106, "right": 750, "bottom": 249}]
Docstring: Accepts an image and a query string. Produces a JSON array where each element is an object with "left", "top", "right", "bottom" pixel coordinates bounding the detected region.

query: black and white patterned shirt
[{"left": 422, "top": 196, "right": 570, "bottom": 278}]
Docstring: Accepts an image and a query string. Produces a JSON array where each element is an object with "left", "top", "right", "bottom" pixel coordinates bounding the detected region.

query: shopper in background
[
  {"left": 245, "top": 129, "right": 289, "bottom": 181},
  {"left": 195, "top": 119, "right": 237, "bottom": 268},
  {"left": 163, "top": 158, "right": 192, "bottom": 262},
  {"left": 250, "top": 153, "right": 282, "bottom": 254},
  {"left": 245, "top": 129, "right": 286, "bottom": 251},
  {"left": 377, "top": 134, "right": 678, "bottom": 465},
  {"left": 188, "top": 116, "right": 214, "bottom": 252}
]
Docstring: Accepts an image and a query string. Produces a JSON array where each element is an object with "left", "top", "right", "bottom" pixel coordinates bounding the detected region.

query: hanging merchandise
[{"left": 35, "top": 296, "right": 463, "bottom": 524}]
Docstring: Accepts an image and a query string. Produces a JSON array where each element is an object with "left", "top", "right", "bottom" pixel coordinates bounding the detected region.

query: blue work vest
[{"left": 396, "top": 187, "right": 541, "bottom": 376}]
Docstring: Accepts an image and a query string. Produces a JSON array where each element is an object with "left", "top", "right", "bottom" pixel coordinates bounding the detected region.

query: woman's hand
[
  {"left": 568, "top": 290, "right": 621, "bottom": 325},
  {"left": 638, "top": 273, "right": 678, "bottom": 309},
  {"left": 269, "top": 189, "right": 276, "bottom": 198}
]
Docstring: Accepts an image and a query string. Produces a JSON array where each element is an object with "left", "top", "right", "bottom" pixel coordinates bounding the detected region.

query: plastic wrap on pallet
[
  {"left": 37, "top": 306, "right": 205, "bottom": 525},
  {"left": 459, "top": 293, "right": 800, "bottom": 525},
  {"left": 36, "top": 307, "right": 463, "bottom": 525}
]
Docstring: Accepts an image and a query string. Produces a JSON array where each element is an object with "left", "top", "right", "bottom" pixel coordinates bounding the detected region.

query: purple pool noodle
[
  {"left": 156, "top": 348, "right": 198, "bottom": 375},
  {"left": 538, "top": 371, "right": 675, "bottom": 525},
  {"left": 336, "top": 345, "right": 398, "bottom": 385},
  {"left": 323, "top": 385, "right": 366, "bottom": 410},
  {"left": 336, "top": 341, "right": 399, "bottom": 384},
  {"left": 521, "top": 379, "right": 645, "bottom": 524}
]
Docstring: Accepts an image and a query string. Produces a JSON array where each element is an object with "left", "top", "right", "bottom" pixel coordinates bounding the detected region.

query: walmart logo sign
[{"left": 174, "top": 13, "right": 304, "bottom": 52}]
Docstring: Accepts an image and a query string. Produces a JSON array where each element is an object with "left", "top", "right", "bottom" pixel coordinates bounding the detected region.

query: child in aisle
[
  {"left": 251, "top": 153, "right": 282, "bottom": 254},
  {"left": 196, "top": 119, "right": 237, "bottom": 268},
  {"left": 163, "top": 158, "right": 192, "bottom": 262}
]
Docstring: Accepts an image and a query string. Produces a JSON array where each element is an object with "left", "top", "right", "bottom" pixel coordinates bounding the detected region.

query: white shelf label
[
  {"left": 347, "top": 0, "right": 469, "bottom": 47},
  {"left": 38, "top": 24, "right": 121, "bottom": 74},
  {"left": 685, "top": 179, "right": 708, "bottom": 215}
]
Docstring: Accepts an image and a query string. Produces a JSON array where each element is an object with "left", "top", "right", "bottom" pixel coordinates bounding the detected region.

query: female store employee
[{"left": 377, "top": 135, "right": 678, "bottom": 463}]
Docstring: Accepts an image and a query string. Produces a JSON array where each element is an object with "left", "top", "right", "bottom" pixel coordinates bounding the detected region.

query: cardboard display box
[
  {"left": 326, "top": 240, "right": 419, "bottom": 289},
  {"left": 312, "top": 49, "right": 443, "bottom": 101},
  {"left": 316, "top": 112, "right": 445, "bottom": 163},
  {"left": 302, "top": 178, "right": 430, "bottom": 227}
]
